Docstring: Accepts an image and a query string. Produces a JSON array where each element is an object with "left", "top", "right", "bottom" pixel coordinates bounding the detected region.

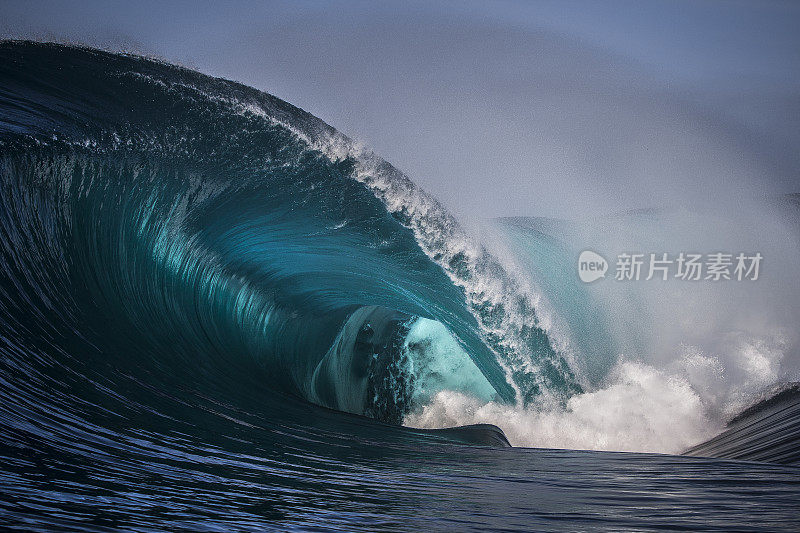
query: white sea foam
[
  {"left": 406, "top": 360, "right": 718, "bottom": 453},
  {"left": 406, "top": 328, "right": 795, "bottom": 454}
]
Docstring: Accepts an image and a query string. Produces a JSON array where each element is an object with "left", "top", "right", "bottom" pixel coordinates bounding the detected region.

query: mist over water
[{"left": 406, "top": 201, "right": 800, "bottom": 453}]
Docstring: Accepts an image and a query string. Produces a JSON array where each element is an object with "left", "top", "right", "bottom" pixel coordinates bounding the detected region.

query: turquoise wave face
[{"left": 0, "top": 42, "right": 580, "bottom": 428}]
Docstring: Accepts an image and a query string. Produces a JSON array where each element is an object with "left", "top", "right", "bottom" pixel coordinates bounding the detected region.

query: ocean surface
[{"left": 0, "top": 42, "right": 798, "bottom": 531}]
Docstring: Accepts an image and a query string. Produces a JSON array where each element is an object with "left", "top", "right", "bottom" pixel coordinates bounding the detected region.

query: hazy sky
[{"left": 2, "top": 0, "right": 799, "bottom": 218}]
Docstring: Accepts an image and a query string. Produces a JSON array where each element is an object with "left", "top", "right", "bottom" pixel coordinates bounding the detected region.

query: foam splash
[
  {"left": 406, "top": 360, "right": 715, "bottom": 453},
  {"left": 406, "top": 333, "right": 795, "bottom": 453}
]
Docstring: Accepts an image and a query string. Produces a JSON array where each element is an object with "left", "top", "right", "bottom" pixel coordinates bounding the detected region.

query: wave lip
[{"left": 415, "top": 423, "right": 511, "bottom": 447}]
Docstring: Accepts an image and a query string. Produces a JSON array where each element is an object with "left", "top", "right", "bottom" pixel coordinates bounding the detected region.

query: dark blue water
[{"left": 0, "top": 41, "right": 798, "bottom": 531}]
